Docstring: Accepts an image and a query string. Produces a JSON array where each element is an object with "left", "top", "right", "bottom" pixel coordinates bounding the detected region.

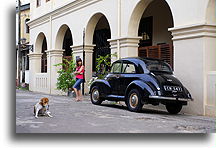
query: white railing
[{"left": 35, "top": 73, "right": 49, "bottom": 93}]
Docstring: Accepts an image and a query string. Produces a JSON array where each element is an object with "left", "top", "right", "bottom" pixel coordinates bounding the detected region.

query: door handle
[{"left": 110, "top": 75, "right": 120, "bottom": 79}]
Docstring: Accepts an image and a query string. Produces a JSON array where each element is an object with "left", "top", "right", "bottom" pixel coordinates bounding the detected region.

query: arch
[
  {"left": 41, "top": 37, "right": 47, "bottom": 73},
  {"left": 128, "top": 0, "right": 174, "bottom": 37},
  {"left": 35, "top": 32, "right": 47, "bottom": 53},
  {"left": 206, "top": 0, "right": 216, "bottom": 24},
  {"left": 85, "top": 12, "right": 111, "bottom": 45},
  {"left": 55, "top": 24, "right": 73, "bottom": 50}
]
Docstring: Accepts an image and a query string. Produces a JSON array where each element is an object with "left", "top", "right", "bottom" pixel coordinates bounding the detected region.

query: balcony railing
[{"left": 35, "top": 73, "right": 49, "bottom": 93}]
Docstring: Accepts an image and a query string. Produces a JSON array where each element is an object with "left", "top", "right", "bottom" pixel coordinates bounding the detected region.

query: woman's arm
[
  {"left": 77, "top": 66, "right": 84, "bottom": 74},
  {"left": 74, "top": 66, "right": 84, "bottom": 75}
]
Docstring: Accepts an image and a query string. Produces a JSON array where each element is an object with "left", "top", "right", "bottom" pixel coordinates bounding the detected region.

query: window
[
  {"left": 111, "top": 62, "right": 122, "bottom": 73},
  {"left": 36, "top": 0, "right": 41, "bottom": 7},
  {"left": 122, "top": 63, "right": 136, "bottom": 74},
  {"left": 138, "top": 16, "right": 153, "bottom": 47},
  {"left": 145, "top": 60, "right": 172, "bottom": 74},
  {"left": 25, "top": 19, "right": 30, "bottom": 33}
]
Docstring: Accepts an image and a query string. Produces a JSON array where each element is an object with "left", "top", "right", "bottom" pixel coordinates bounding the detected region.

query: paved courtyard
[{"left": 16, "top": 89, "right": 215, "bottom": 133}]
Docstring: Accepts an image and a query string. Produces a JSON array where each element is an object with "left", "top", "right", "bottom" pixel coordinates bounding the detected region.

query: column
[
  {"left": 46, "top": 49, "right": 64, "bottom": 95},
  {"left": 170, "top": 24, "right": 216, "bottom": 116},
  {"left": 109, "top": 37, "right": 141, "bottom": 62},
  {"left": 28, "top": 53, "right": 42, "bottom": 91},
  {"left": 72, "top": 45, "right": 95, "bottom": 94}
]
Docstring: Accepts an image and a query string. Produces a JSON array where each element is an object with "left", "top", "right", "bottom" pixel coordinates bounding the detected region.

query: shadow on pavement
[{"left": 100, "top": 103, "right": 170, "bottom": 115}]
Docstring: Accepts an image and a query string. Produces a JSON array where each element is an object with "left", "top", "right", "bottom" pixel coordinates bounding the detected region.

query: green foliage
[
  {"left": 96, "top": 53, "right": 117, "bottom": 79},
  {"left": 54, "top": 58, "right": 76, "bottom": 92}
]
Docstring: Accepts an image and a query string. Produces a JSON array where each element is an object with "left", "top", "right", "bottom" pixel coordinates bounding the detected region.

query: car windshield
[{"left": 145, "top": 60, "right": 172, "bottom": 74}]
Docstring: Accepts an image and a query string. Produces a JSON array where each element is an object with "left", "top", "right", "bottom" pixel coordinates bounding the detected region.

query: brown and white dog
[{"left": 34, "top": 97, "right": 53, "bottom": 118}]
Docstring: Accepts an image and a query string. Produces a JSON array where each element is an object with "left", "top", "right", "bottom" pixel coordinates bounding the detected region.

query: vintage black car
[{"left": 90, "top": 57, "right": 193, "bottom": 114}]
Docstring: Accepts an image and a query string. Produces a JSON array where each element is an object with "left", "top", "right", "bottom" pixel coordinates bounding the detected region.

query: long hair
[{"left": 76, "top": 58, "right": 82, "bottom": 67}]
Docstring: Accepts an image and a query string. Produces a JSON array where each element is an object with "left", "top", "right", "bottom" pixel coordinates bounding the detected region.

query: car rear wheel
[
  {"left": 90, "top": 86, "right": 103, "bottom": 105},
  {"left": 126, "top": 89, "right": 143, "bottom": 112},
  {"left": 166, "top": 103, "right": 182, "bottom": 114}
]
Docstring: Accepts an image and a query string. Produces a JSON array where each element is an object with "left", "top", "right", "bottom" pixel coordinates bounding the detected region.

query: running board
[{"left": 106, "top": 95, "right": 125, "bottom": 100}]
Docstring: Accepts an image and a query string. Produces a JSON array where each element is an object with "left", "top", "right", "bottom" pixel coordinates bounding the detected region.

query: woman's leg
[
  {"left": 73, "top": 88, "right": 79, "bottom": 101},
  {"left": 73, "top": 79, "right": 83, "bottom": 101},
  {"left": 78, "top": 90, "right": 82, "bottom": 101}
]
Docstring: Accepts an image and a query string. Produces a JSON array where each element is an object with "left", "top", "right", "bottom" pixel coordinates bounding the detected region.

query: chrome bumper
[{"left": 149, "top": 96, "right": 193, "bottom": 102}]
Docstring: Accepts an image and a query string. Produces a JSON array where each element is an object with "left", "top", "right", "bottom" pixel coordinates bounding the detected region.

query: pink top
[{"left": 76, "top": 66, "right": 84, "bottom": 79}]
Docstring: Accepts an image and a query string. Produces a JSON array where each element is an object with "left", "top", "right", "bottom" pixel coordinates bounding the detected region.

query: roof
[{"left": 16, "top": 3, "right": 30, "bottom": 13}]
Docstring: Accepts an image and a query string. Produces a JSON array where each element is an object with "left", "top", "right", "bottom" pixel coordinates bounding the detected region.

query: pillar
[
  {"left": 46, "top": 49, "right": 64, "bottom": 95},
  {"left": 109, "top": 37, "right": 141, "bottom": 62},
  {"left": 170, "top": 24, "right": 216, "bottom": 116},
  {"left": 28, "top": 53, "right": 43, "bottom": 91},
  {"left": 72, "top": 45, "right": 95, "bottom": 94}
]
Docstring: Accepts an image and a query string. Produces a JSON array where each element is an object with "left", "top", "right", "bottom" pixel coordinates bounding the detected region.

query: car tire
[
  {"left": 126, "top": 89, "right": 143, "bottom": 112},
  {"left": 90, "top": 86, "right": 103, "bottom": 105},
  {"left": 166, "top": 103, "right": 182, "bottom": 114}
]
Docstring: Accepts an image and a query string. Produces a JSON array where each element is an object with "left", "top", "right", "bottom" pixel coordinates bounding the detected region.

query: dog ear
[
  {"left": 40, "top": 98, "right": 44, "bottom": 103},
  {"left": 45, "top": 98, "right": 49, "bottom": 102}
]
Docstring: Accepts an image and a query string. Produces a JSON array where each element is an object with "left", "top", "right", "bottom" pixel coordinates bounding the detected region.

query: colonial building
[
  {"left": 28, "top": 0, "right": 215, "bottom": 116},
  {"left": 16, "top": 3, "right": 30, "bottom": 86}
]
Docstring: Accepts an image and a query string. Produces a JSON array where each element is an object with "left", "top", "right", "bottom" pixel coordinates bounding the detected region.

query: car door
[
  {"left": 106, "top": 61, "right": 122, "bottom": 95},
  {"left": 119, "top": 61, "right": 137, "bottom": 96}
]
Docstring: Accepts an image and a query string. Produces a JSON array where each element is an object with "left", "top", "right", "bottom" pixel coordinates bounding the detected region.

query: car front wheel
[
  {"left": 166, "top": 103, "right": 182, "bottom": 114},
  {"left": 126, "top": 89, "right": 143, "bottom": 112},
  {"left": 90, "top": 86, "right": 103, "bottom": 105}
]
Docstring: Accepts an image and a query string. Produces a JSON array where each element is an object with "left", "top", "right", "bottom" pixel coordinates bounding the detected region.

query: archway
[
  {"left": 41, "top": 37, "right": 47, "bottom": 73},
  {"left": 35, "top": 32, "right": 48, "bottom": 73},
  {"left": 129, "top": 0, "right": 174, "bottom": 67},
  {"left": 93, "top": 15, "right": 111, "bottom": 72},
  {"left": 86, "top": 13, "right": 111, "bottom": 72},
  {"left": 55, "top": 24, "right": 73, "bottom": 61}
]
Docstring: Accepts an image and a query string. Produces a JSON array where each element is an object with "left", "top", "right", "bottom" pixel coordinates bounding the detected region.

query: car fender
[
  {"left": 90, "top": 79, "right": 111, "bottom": 96},
  {"left": 125, "top": 80, "right": 155, "bottom": 98}
]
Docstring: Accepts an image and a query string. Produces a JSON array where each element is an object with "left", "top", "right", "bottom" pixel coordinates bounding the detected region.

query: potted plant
[
  {"left": 54, "top": 58, "right": 76, "bottom": 96},
  {"left": 87, "top": 53, "right": 117, "bottom": 88}
]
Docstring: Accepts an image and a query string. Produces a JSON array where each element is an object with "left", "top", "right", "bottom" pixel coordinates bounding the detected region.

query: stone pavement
[{"left": 16, "top": 89, "right": 215, "bottom": 133}]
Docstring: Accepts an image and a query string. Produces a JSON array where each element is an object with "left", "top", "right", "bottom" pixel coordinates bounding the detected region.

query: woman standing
[{"left": 73, "top": 58, "right": 85, "bottom": 101}]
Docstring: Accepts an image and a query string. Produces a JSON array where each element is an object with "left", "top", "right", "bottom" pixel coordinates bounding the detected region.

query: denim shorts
[{"left": 73, "top": 78, "right": 84, "bottom": 90}]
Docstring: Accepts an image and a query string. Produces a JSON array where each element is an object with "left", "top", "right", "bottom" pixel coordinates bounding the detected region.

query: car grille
[{"left": 163, "top": 86, "right": 183, "bottom": 92}]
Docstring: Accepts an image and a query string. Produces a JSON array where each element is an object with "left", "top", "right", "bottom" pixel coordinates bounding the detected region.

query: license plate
[{"left": 164, "top": 86, "right": 182, "bottom": 92}]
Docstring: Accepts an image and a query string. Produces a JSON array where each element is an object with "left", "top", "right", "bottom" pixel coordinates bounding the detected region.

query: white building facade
[{"left": 28, "top": 0, "right": 216, "bottom": 116}]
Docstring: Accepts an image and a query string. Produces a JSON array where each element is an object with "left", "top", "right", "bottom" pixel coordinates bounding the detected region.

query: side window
[
  {"left": 111, "top": 62, "right": 122, "bottom": 73},
  {"left": 36, "top": 0, "right": 41, "bottom": 7},
  {"left": 25, "top": 19, "right": 30, "bottom": 34},
  {"left": 122, "top": 63, "right": 136, "bottom": 74}
]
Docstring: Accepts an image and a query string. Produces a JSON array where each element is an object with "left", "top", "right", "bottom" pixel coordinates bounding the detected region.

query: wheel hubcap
[
  {"left": 92, "top": 89, "right": 99, "bottom": 102},
  {"left": 129, "top": 93, "right": 138, "bottom": 108}
]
